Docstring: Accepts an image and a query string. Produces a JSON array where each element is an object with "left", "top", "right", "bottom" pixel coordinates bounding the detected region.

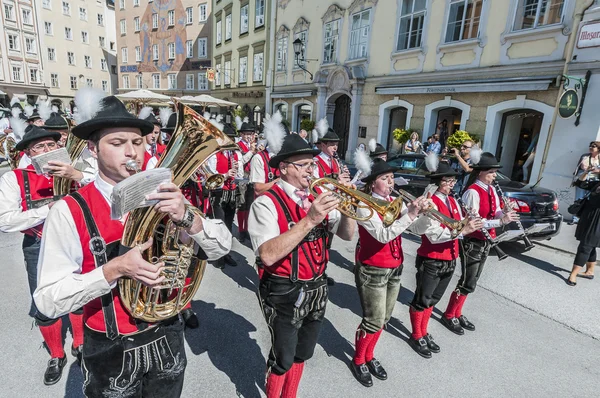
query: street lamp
[{"left": 293, "top": 38, "right": 313, "bottom": 81}]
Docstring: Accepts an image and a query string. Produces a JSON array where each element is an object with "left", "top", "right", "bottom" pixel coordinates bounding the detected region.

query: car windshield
[{"left": 389, "top": 155, "right": 511, "bottom": 180}]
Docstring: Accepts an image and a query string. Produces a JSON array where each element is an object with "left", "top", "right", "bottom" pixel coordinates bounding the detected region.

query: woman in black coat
[{"left": 567, "top": 183, "right": 600, "bottom": 285}]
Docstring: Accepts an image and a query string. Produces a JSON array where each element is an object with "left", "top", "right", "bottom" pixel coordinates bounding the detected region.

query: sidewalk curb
[{"left": 536, "top": 241, "right": 576, "bottom": 256}]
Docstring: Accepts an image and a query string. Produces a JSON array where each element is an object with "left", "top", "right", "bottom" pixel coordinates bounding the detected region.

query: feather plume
[
  {"left": 203, "top": 111, "right": 211, "bottom": 120},
  {"left": 316, "top": 118, "right": 328, "bottom": 140},
  {"left": 263, "top": 111, "right": 286, "bottom": 155},
  {"left": 470, "top": 145, "right": 483, "bottom": 165},
  {"left": 73, "top": 87, "right": 106, "bottom": 125},
  {"left": 425, "top": 152, "right": 439, "bottom": 173},
  {"left": 243, "top": 116, "right": 249, "bottom": 123},
  {"left": 209, "top": 117, "right": 224, "bottom": 131},
  {"left": 354, "top": 147, "right": 373, "bottom": 177},
  {"left": 9, "top": 117, "right": 27, "bottom": 140},
  {"left": 11, "top": 108, "right": 22, "bottom": 118},
  {"left": 216, "top": 114, "right": 223, "bottom": 123},
  {"left": 51, "top": 105, "right": 59, "bottom": 113},
  {"left": 159, "top": 108, "right": 173, "bottom": 128},
  {"left": 235, "top": 115, "right": 243, "bottom": 130},
  {"left": 368, "top": 138, "right": 377, "bottom": 153},
  {"left": 311, "top": 129, "right": 319, "bottom": 144},
  {"left": 37, "top": 101, "right": 52, "bottom": 121},
  {"left": 24, "top": 105, "right": 34, "bottom": 118},
  {"left": 138, "top": 106, "right": 153, "bottom": 120},
  {"left": 10, "top": 97, "right": 19, "bottom": 107}
]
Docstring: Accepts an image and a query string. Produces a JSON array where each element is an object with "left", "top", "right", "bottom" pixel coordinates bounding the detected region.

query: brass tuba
[
  {"left": 5, "top": 135, "right": 20, "bottom": 169},
  {"left": 53, "top": 134, "right": 87, "bottom": 196},
  {"left": 119, "top": 101, "right": 238, "bottom": 322}
]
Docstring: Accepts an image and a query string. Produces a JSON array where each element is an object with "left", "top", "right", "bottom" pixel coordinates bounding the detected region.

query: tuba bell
[
  {"left": 53, "top": 134, "right": 87, "bottom": 196},
  {"left": 119, "top": 101, "right": 238, "bottom": 322}
]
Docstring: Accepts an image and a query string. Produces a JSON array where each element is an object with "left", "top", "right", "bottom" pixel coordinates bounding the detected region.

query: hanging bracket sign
[{"left": 558, "top": 89, "right": 579, "bottom": 119}]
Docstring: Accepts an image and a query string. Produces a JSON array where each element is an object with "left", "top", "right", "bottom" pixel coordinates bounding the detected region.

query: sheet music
[
  {"left": 394, "top": 176, "right": 409, "bottom": 186},
  {"left": 424, "top": 184, "right": 438, "bottom": 197},
  {"left": 111, "top": 168, "right": 173, "bottom": 220},
  {"left": 30, "top": 147, "right": 71, "bottom": 175}
]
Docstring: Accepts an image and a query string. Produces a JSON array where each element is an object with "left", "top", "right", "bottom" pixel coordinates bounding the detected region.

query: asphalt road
[{"left": 0, "top": 166, "right": 598, "bottom": 397}]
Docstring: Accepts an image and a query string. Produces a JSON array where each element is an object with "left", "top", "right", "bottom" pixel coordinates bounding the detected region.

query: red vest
[
  {"left": 156, "top": 143, "right": 167, "bottom": 157},
  {"left": 63, "top": 183, "right": 141, "bottom": 335},
  {"left": 215, "top": 151, "right": 239, "bottom": 190},
  {"left": 261, "top": 184, "right": 329, "bottom": 281},
  {"left": 357, "top": 198, "right": 403, "bottom": 268},
  {"left": 142, "top": 151, "right": 158, "bottom": 171},
  {"left": 237, "top": 140, "right": 253, "bottom": 173},
  {"left": 465, "top": 183, "right": 497, "bottom": 240},
  {"left": 14, "top": 166, "right": 54, "bottom": 237},
  {"left": 417, "top": 194, "right": 460, "bottom": 261},
  {"left": 181, "top": 180, "right": 203, "bottom": 210},
  {"left": 315, "top": 155, "right": 340, "bottom": 178}
]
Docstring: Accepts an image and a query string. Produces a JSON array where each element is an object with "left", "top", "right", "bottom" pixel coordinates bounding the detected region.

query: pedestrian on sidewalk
[
  {"left": 570, "top": 142, "right": 600, "bottom": 224},
  {"left": 566, "top": 182, "right": 600, "bottom": 286}
]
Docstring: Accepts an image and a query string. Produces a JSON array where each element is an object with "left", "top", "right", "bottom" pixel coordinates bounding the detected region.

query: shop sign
[
  {"left": 577, "top": 21, "right": 600, "bottom": 49},
  {"left": 120, "top": 65, "right": 138, "bottom": 73},
  {"left": 558, "top": 89, "right": 579, "bottom": 119}
]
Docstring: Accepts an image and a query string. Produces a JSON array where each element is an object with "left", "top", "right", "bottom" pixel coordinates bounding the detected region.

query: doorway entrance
[
  {"left": 434, "top": 107, "right": 463, "bottom": 148},
  {"left": 386, "top": 107, "right": 408, "bottom": 153},
  {"left": 332, "top": 95, "right": 351, "bottom": 157},
  {"left": 496, "top": 109, "right": 543, "bottom": 183}
]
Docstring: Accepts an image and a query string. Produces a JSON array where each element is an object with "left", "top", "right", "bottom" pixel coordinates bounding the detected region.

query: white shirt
[
  {"left": 249, "top": 151, "right": 276, "bottom": 184},
  {"left": 0, "top": 169, "right": 50, "bottom": 232},
  {"left": 0, "top": 118, "right": 10, "bottom": 132},
  {"left": 236, "top": 138, "right": 254, "bottom": 165},
  {"left": 77, "top": 147, "right": 98, "bottom": 186},
  {"left": 410, "top": 191, "right": 465, "bottom": 243},
  {"left": 462, "top": 180, "right": 503, "bottom": 229},
  {"left": 33, "top": 174, "right": 232, "bottom": 319},
  {"left": 313, "top": 152, "right": 333, "bottom": 178},
  {"left": 248, "top": 179, "right": 341, "bottom": 256},
  {"left": 17, "top": 154, "right": 31, "bottom": 169},
  {"left": 205, "top": 151, "right": 244, "bottom": 179},
  {"left": 356, "top": 191, "right": 416, "bottom": 244}
]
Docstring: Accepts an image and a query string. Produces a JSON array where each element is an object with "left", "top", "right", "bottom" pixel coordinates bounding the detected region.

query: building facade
[
  {"left": 115, "top": 0, "right": 213, "bottom": 97},
  {"left": 271, "top": 0, "right": 586, "bottom": 191},
  {"left": 0, "top": 0, "right": 46, "bottom": 105},
  {"left": 211, "top": 0, "right": 272, "bottom": 125},
  {"left": 37, "top": 0, "right": 118, "bottom": 113}
]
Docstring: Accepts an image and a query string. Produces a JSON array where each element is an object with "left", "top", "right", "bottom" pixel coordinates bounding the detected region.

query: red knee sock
[
  {"left": 238, "top": 210, "right": 248, "bottom": 232},
  {"left": 281, "top": 362, "right": 304, "bottom": 398},
  {"left": 421, "top": 307, "right": 433, "bottom": 336},
  {"left": 444, "top": 291, "right": 460, "bottom": 319},
  {"left": 68, "top": 312, "right": 84, "bottom": 349},
  {"left": 454, "top": 294, "right": 468, "bottom": 318},
  {"left": 353, "top": 328, "right": 374, "bottom": 365},
  {"left": 39, "top": 319, "right": 64, "bottom": 358},
  {"left": 365, "top": 329, "right": 383, "bottom": 362},
  {"left": 409, "top": 308, "right": 424, "bottom": 340},
  {"left": 265, "top": 370, "right": 286, "bottom": 398}
]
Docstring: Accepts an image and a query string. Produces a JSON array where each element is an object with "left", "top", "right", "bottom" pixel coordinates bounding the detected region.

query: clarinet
[
  {"left": 492, "top": 180, "right": 535, "bottom": 251},
  {"left": 452, "top": 192, "right": 508, "bottom": 261},
  {"left": 332, "top": 152, "right": 349, "bottom": 180}
]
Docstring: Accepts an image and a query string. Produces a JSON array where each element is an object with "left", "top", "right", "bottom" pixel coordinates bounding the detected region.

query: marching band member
[
  {"left": 139, "top": 107, "right": 163, "bottom": 171},
  {"left": 351, "top": 139, "right": 388, "bottom": 184},
  {"left": 442, "top": 152, "right": 518, "bottom": 334},
  {"left": 235, "top": 118, "right": 258, "bottom": 242},
  {"left": 205, "top": 122, "right": 243, "bottom": 268},
  {"left": 351, "top": 157, "right": 427, "bottom": 387},
  {"left": 159, "top": 108, "right": 175, "bottom": 146},
  {"left": 249, "top": 115, "right": 281, "bottom": 196},
  {"left": 34, "top": 93, "right": 232, "bottom": 397},
  {"left": 408, "top": 157, "right": 482, "bottom": 358},
  {"left": 248, "top": 125, "right": 356, "bottom": 398},
  {"left": 312, "top": 121, "right": 349, "bottom": 183},
  {"left": 0, "top": 125, "right": 85, "bottom": 385}
]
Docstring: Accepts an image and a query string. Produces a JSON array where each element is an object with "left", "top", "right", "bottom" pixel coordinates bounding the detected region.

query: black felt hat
[
  {"left": 15, "top": 125, "right": 61, "bottom": 151},
  {"left": 361, "top": 158, "right": 400, "bottom": 183},
  {"left": 161, "top": 113, "right": 177, "bottom": 133},
  {"left": 223, "top": 123, "right": 237, "bottom": 137},
  {"left": 370, "top": 143, "right": 388, "bottom": 158},
  {"left": 429, "top": 162, "right": 460, "bottom": 179},
  {"left": 239, "top": 122, "right": 255, "bottom": 133},
  {"left": 27, "top": 109, "right": 41, "bottom": 122},
  {"left": 269, "top": 133, "right": 321, "bottom": 168},
  {"left": 471, "top": 152, "right": 502, "bottom": 171},
  {"left": 318, "top": 128, "right": 340, "bottom": 142},
  {"left": 145, "top": 113, "right": 161, "bottom": 126},
  {"left": 71, "top": 96, "right": 154, "bottom": 139},
  {"left": 44, "top": 112, "right": 69, "bottom": 130}
]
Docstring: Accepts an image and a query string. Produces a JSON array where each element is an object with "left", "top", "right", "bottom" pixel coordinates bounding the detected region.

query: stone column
[
  {"left": 345, "top": 82, "right": 364, "bottom": 161},
  {"left": 316, "top": 84, "right": 328, "bottom": 121}
]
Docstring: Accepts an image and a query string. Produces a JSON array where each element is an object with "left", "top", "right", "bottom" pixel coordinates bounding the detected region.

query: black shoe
[
  {"left": 366, "top": 358, "right": 387, "bottom": 380},
  {"left": 408, "top": 337, "right": 432, "bottom": 359},
  {"left": 71, "top": 345, "right": 82, "bottom": 365},
  {"left": 441, "top": 316, "right": 464, "bottom": 335},
  {"left": 182, "top": 308, "right": 199, "bottom": 329},
  {"left": 566, "top": 279, "right": 577, "bottom": 286},
  {"left": 423, "top": 334, "right": 440, "bottom": 353},
  {"left": 44, "top": 356, "right": 67, "bottom": 386},
  {"left": 224, "top": 254, "right": 238, "bottom": 267},
  {"left": 238, "top": 231, "right": 250, "bottom": 243},
  {"left": 214, "top": 258, "right": 225, "bottom": 269},
  {"left": 350, "top": 362, "right": 373, "bottom": 387},
  {"left": 458, "top": 315, "right": 475, "bottom": 331},
  {"left": 326, "top": 276, "right": 335, "bottom": 286}
]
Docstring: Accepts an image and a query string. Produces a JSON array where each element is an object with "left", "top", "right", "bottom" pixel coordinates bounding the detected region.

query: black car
[{"left": 350, "top": 153, "right": 562, "bottom": 241}]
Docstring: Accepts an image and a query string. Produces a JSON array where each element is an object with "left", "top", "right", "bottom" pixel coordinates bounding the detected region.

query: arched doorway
[
  {"left": 292, "top": 101, "right": 313, "bottom": 132},
  {"left": 434, "top": 107, "right": 462, "bottom": 147},
  {"left": 386, "top": 107, "right": 408, "bottom": 153},
  {"left": 496, "top": 109, "right": 543, "bottom": 183},
  {"left": 423, "top": 97, "right": 471, "bottom": 146},
  {"left": 329, "top": 94, "right": 351, "bottom": 157},
  {"left": 274, "top": 102, "right": 288, "bottom": 120},
  {"left": 50, "top": 99, "right": 63, "bottom": 112},
  {"left": 253, "top": 106, "right": 263, "bottom": 128}
]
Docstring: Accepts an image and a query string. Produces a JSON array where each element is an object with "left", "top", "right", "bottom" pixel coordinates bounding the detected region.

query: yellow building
[{"left": 271, "top": 0, "right": 586, "bottom": 187}]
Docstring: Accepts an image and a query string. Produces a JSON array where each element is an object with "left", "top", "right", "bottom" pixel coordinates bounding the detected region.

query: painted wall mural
[{"left": 139, "top": 0, "right": 187, "bottom": 73}]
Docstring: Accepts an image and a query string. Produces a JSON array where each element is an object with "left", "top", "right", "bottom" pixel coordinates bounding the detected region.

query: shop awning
[{"left": 375, "top": 76, "right": 555, "bottom": 95}]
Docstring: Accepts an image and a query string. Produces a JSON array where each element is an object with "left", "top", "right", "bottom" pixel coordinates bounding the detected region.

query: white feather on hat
[
  {"left": 209, "top": 115, "right": 224, "bottom": 131},
  {"left": 235, "top": 115, "right": 243, "bottom": 130},
  {"left": 203, "top": 111, "right": 211, "bottom": 120},
  {"left": 425, "top": 152, "right": 439, "bottom": 173},
  {"left": 11, "top": 108, "right": 22, "bottom": 118},
  {"left": 316, "top": 118, "right": 328, "bottom": 141},
  {"left": 138, "top": 106, "right": 153, "bottom": 120},
  {"left": 73, "top": 87, "right": 107, "bottom": 125},
  {"left": 368, "top": 138, "right": 377, "bottom": 153},
  {"left": 311, "top": 129, "right": 319, "bottom": 144},
  {"left": 354, "top": 147, "right": 373, "bottom": 177},
  {"left": 9, "top": 116, "right": 27, "bottom": 140},
  {"left": 216, "top": 114, "right": 223, "bottom": 123},
  {"left": 10, "top": 97, "right": 19, "bottom": 107},
  {"left": 51, "top": 105, "right": 59, "bottom": 113},
  {"left": 24, "top": 105, "right": 35, "bottom": 118},
  {"left": 243, "top": 116, "right": 249, "bottom": 123},
  {"left": 470, "top": 145, "right": 482, "bottom": 165},
  {"left": 263, "top": 111, "right": 286, "bottom": 155},
  {"left": 159, "top": 108, "right": 173, "bottom": 128},
  {"left": 37, "top": 101, "right": 52, "bottom": 121}
]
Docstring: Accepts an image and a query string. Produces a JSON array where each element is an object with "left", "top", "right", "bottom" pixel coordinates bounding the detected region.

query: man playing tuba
[{"left": 34, "top": 92, "right": 232, "bottom": 397}]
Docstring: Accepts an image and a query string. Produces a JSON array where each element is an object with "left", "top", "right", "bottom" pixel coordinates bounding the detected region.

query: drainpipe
[
  {"left": 537, "top": 0, "right": 596, "bottom": 180},
  {"left": 265, "top": 0, "right": 277, "bottom": 114}
]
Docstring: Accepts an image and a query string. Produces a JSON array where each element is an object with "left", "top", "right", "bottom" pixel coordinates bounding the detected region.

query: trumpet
[{"left": 199, "top": 164, "right": 225, "bottom": 190}]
